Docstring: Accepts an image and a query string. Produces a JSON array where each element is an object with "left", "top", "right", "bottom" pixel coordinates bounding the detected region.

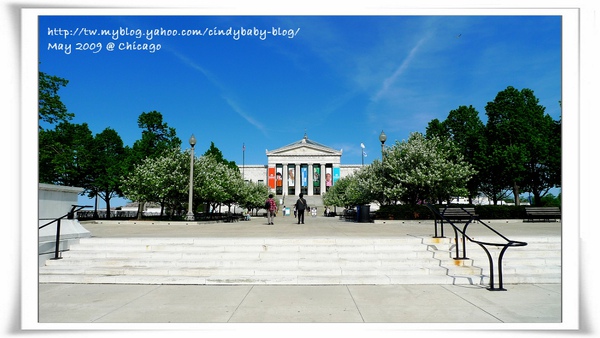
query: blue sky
[{"left": 37, "top": 14, "right": 562, "bottom": 206}]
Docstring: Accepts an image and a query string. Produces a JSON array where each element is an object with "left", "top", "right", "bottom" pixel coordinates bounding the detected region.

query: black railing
[
  {"left": 39, "top": 205, "right": 92, "bottom": 260},
  {"left": 425, "top": 203, "right": 528, "bottom": 291}
]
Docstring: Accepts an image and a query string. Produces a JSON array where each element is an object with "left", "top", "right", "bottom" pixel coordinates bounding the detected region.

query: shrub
[{"left": 375, "top": 204, "right": 528, "bottom": 220}]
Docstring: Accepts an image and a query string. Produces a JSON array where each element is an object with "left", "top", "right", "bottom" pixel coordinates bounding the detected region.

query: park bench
[
  {"left": 221, "top": 213, "right": 241, "bottom": 223},
  {"left": 441, "top": 207, "right": 478, "bottom": 221},
  {"left": 340, "top": 209, "right": 356, "bottom": 222},
  {"left": 524, "top": 207, "right": 561, "bottom": 222},
  {"left": 432, "top": 206, "right": 478, "bottom": 240}
]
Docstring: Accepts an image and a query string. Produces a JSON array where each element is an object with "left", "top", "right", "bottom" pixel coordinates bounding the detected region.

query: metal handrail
[
  {"left": 39, "top": 205, "right": 92, "bottom": 260},
  {"left": 425, "top": 203, "right": 528, "bottom": 291}
]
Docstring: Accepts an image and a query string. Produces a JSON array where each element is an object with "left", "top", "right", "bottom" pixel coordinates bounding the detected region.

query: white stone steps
[{"left": 39, "top": 235, "right": 561, "bottom": 285}]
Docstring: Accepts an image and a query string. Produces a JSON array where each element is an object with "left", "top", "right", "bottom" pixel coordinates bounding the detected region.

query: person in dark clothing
[{"left": 295, "top": 193, "right": 307, "bottom": 224}]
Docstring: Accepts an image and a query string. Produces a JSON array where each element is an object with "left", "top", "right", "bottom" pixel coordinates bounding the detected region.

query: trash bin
[{"left": 358, "top": 204, "right": 370, "bottom": 223}]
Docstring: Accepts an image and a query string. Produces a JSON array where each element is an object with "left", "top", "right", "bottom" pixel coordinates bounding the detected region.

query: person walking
[
  {"left": 265, "top": 194, "right": 277, "bottom": 225},
  {"left": 295, "top": 193, "right": 307, "bottom": 224}
]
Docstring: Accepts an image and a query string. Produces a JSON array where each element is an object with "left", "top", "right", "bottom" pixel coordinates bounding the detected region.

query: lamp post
[
  {"left": 379, "top": 130, "right": 387, "bottom": 203},
  {"left": 186, "top": 134, "right": 197, "bottom": 221},
  {"left": 379, "top": 130, "right": 387, "bottom": 161},
  {"left": 360, "top": 142, "right": 365, "bottom": 166}
]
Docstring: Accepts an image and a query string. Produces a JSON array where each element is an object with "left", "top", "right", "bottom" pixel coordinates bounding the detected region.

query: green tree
[
  {"left": 439, "top": 105, "right": 486, "bottom": 203},
  {"left": 477, "top": 140, "right": 513, "bottom": 205},
  {"left": 540, "top": 192, "right": 561, "bottom": 207},
  {"left": 425, "top": 118, "right": 449, "bottom": 140},
  {"left": 203, "top": 141, "right": 238, "bottom": 170},
  {"left": 485, "top": 86, "right": 560, "bottom": 205},
  {"left": 87, "top": 128, "right": 128, "bottom": 218},
  {"left": 128, "top": 111, "right": 182, "bottom": 216},
  {"left": 130, "top": 111, "right": 181, "bottom": 164},
  {"left": 322, "top": 176, "right": 353, "bottom": 208},
  {"left": 38, "top": 71, "right": 74, "bottom": 128},
  {"left": 38, "top": 122, "right": 94, "bottom": 188}
]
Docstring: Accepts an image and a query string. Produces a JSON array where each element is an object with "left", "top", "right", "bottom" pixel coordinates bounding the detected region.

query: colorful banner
[
  {"left": 268, "top": 166, "right": 276, "bottom": 189},
  {"left": 288, "top": 166, "right": 295, "bottom": 187},
  {"left": 276, "top": 164, "right": 283, "bottom": 187},
  {"left": 313, "top": 166, "right": 320, "bottom": 187},
  {"left": 300, "top": 165, "right": 308, "bottom": 187},
  {"left": 333, "top": 167, "right": 340, "bottom": 184},
  {"left": 325, "top": 167, "right": 333, "bottom": 187}
]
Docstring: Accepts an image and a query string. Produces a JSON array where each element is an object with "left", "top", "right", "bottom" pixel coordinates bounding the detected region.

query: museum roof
[{"left": 266, "top": 133, "right": 342, "bottom": 155}]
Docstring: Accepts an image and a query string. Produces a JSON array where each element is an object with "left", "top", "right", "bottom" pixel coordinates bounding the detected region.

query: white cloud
[
  {"left": 168, "top": 48, "right": 268, "bottom": 136},
  {"left": 222, "top": 96, "right": 268, "bottom": 136},
  {"left": 373, "top": 37, "right": 428, "bottom": 102}
]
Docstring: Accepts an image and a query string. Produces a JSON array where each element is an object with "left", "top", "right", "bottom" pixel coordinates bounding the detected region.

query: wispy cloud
[
  {"left": 372, "top": 37, "right": 428, "bottom": 102},
  {"left": 168, "top": 49, "right": 217, "bottom": 85},
  {"left": 221, "top": 96, "right": 268, "bottom": 136},
  {"left": 168, "top": 48, "right": 268, "bottom": 136}
]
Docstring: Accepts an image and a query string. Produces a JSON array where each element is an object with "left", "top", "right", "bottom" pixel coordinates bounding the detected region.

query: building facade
[{"left": 241, "top": 134, "right": 361, "bottom": 199}]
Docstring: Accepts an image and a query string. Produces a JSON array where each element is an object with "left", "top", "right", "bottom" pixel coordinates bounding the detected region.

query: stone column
[
  {"left": 295, "top": 164, "right": 301, "bottom": 196},
  {"left": 308, "top": 163, "right": 313, "bottom": 196},
  {"left": 283, "top": 163, "right": 288, "bottom": 196},
  {"left": 321, "top": 163, "right": 326, "bottom": 195}
]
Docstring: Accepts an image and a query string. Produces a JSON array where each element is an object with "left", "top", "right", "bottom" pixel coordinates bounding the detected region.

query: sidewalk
[{"left": 37, "top": 215, "right": 564, "bottom": 328}]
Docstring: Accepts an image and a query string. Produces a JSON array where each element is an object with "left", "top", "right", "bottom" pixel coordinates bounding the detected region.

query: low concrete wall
[{"left": 38, "top": 183, "right": 91, "bottom": 266}]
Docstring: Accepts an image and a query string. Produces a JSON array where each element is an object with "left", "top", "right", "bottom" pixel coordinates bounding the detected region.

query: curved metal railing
[
  {"left": 425, "top": 203, "right": 528, "bottom": 291},
  {"left": 39, "top": 205, "right": 92, "bottom": 260}
]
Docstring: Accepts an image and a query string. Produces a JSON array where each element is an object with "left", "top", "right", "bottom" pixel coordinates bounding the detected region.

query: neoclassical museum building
[{"left": 241, "top": 134, "right": 361, "bottom": 205}]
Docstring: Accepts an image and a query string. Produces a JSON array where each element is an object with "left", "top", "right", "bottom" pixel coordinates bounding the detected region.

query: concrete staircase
[
  {"left": 278, "top": 195, "right": 324, "bottom": 210},
  {"left": 422, "top": 236, "right": 562, "bottom": 286},
  {"left": 39, "top": 235, "right": 561, "bottom": 286}
]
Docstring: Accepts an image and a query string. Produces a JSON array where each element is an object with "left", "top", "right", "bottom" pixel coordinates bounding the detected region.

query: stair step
[{"left": 39, "top": 273, "right": 463, "bottom": 285}]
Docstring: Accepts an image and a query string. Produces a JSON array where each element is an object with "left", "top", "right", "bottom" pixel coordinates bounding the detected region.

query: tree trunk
[
  {"left": 513, "top": 181, "right": 520, "bottom": 206},
  {"left": 533, "top": 192, "right": 542, "bottom": 206},
  {"left": 137, "top": 201, "right": 145, "bottom": 220},
  {"left": 105, "top": 195, "right": 111, "bottom": 219},
  {"left": 93, "top": 194, "right": 99, "bottom": 219}
]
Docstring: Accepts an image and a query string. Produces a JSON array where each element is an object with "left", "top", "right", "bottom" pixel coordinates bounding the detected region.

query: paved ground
[{"left": 37, "top": 215, "right": 566, "bottom": 329}]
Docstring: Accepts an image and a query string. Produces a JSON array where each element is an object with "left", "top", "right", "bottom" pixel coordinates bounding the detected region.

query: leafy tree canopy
[
  {"left": 38, "top": 70, "right": 74, "bottom": 128},
  {"left": 203, "top": 141, "right": 238, "bottom": 171}
]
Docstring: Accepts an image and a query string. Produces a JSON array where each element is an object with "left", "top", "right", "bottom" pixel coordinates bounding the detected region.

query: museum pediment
[{"left": 266, "top": 135, "right": 342, "bottom": 157}]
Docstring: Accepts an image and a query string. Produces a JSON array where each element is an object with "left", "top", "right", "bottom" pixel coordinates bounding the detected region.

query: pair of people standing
[{"left": 265, "top": 193, "right": 308, "bottom": 225}]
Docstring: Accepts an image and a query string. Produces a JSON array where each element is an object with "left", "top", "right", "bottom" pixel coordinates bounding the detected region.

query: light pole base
[{"left": 185, "top": 212, "right": 195, "bottom": 221}]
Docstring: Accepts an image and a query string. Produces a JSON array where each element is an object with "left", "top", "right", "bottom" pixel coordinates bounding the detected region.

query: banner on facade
[
  {"left": 268, "top": 166, "right": 276, "bottom": 189},
  {"left": 300, "top": 165, "right": 308, "bottom": 187},
  {"left": 288, "top": 167, "right": 295, "bottom": 186},
  {"left": 333, "top": 167, "right": 340, "bottom": 184},
  {"left": 325, "top": 167, "right": 333, "bottom": 187},
  {"left": 313, "top": 166, "right": 320, "bottom": 187},
  {"left": 276, "top": 165, "right": 283, "bottom": 187}
]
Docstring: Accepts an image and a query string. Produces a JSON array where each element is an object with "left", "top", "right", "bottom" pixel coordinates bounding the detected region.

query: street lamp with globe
[{"left": 186, "top": 134, "right": 197, "bottom": 221}]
